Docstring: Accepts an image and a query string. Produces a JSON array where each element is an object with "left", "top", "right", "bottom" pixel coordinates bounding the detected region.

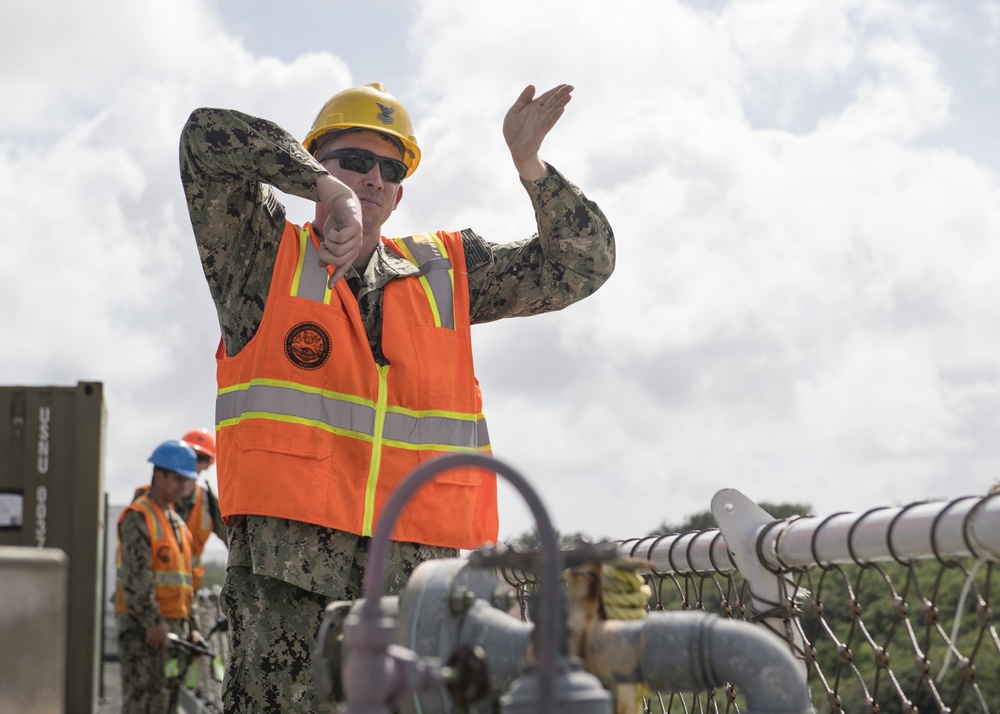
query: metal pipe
[
  {"left": 354, "top": 453, "right": 566, "bottom": 713},
  {"left": 585, "top": 612, "right": 815, "bottom": 714},
  {"left": 618, "top": 492, "right": 1000, "bottom": 576},
  {"left": 458, "top": 600, "right": 534, "bottom": 695}
]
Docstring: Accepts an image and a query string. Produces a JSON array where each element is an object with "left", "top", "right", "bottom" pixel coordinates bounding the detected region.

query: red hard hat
[{"left": 181, "top": 428, "right": 216, "bottom": 464}]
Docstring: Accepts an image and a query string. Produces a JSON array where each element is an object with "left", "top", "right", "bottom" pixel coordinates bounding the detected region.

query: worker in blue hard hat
[
  {"left": 133, "top": 428, "right": 228, "bottom": 591},
  {"left": 115, "top": 440, "right": 203, "bottom": 713}
]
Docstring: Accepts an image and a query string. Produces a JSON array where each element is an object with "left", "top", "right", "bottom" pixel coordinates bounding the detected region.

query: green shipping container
[{"left": 0, "top": 382, "right": 106, "bottom": 714}]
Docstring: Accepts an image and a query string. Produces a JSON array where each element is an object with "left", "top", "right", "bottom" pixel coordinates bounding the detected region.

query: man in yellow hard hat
[{"left": 180, "top": 81, "right": 615, "bottom": 711}]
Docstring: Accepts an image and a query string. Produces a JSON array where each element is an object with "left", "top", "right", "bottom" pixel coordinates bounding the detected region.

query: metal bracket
[{"left": 711, "top": 488, "right": 809, "bottom": 666}]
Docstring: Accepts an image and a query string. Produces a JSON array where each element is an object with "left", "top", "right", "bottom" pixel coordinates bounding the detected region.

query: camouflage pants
[
  {"left": 118, "top": 615, "right": 187, "bottom": 714},
  {"left": 220, "top": 566, "right": 340, "bottom": 713},
  {"left": 220, "top": 540, "right": 456, "bottom": 712}
]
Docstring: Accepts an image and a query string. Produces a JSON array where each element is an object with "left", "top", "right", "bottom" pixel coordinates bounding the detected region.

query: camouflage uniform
[
  {"left": 117, "top": 505, "right": 200, "bottom": 713},
  {"left": 179, "top": 107, "right": 615, "bottom": 712}
]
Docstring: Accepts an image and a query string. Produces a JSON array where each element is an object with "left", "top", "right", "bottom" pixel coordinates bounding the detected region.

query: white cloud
[
  {"left": 2, "top": 0, "right": 998, "bottom": 545},
  {"left": 0, "top": 0, "right": 354, "bottom": 507},
  {"left": 724, "top": 0, "right": 857, "bottom": 80},
  {"left": 986, "top": 2, "right": 1000, "bottom": 47}
]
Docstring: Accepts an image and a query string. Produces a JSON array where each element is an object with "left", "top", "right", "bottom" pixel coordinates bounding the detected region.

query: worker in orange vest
[
  {"left": 116, "top": 440, "right": 203, "bottom": 713},
  {"left": 181, "top": 81, "right": 615, "bottom": 711},
  {"left": 132, "top": 428, "right": 227, "bottom": 591}
]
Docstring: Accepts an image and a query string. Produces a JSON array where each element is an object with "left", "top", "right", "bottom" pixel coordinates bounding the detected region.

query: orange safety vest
[
  {"left": 185, "top": 486, "right": 214, "bottom": 591},
  {"left": 116, "top": 495, "right": 194, "bottom": 620},
  {"left": 215, "top": 223, "right": 497, "bottom": 549},
  {"left": 133, "top": 483, "right": 214, "bottom": 591}
]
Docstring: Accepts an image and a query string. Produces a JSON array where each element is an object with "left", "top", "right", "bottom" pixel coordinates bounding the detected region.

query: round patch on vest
[
  {"left": 285, "top": 322, "right": 331, "bottom": 370},
  {"left": 156, "top": 545, "right": 172, "bottom": 564}
]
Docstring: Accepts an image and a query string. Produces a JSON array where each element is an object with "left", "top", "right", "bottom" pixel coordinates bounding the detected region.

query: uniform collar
[{"left": 345, "top": 238, "right": 421, "bottom": 299}]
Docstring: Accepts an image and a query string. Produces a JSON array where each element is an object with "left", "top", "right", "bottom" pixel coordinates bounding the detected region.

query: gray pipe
[
  {"left": 458, "top": 600, "right": 533, "bottom": 698},
  {"left": 452, "top": 596, "right": 815, "bottom": 713},
  {"left": 585, "top": 611, "right": 814, "bottom": 714},
  {"left": 348, "top": 454, "right": 567, "bottom": 713}
]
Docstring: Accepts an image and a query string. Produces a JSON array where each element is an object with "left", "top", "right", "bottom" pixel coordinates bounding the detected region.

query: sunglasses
[
  {"left": 317, "top": 148, "right": 408, "bottom": 183},
  {"left": 196, "top": 453, "right": 212, "bottom": 464}
]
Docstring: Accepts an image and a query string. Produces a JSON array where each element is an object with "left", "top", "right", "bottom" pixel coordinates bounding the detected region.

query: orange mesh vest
[
  {"left": 132, "top": 483, "right": 213, "bottom": 591},
  {"left": 116, "top": 495, "right": 194, "bottom": 620},
  {"left": 185, "top": 487, "right": 213, "bottom": 591},
  {"left": 215, "top": 223, "right": 497, "bottom": 549}
]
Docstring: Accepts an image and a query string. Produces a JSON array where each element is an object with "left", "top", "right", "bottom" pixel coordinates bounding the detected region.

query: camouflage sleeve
[
  {"left": 118, "top": 511, "right": 162, "bottom": 629},
  {"left": 465, "top": 164, "right": 615, "bottom": 323},
  {"left": 178, "top": 107, "right": 329, "bottom": 355},
  {"left": 205, "top": 485, "right": 228, "bottom": 545}
]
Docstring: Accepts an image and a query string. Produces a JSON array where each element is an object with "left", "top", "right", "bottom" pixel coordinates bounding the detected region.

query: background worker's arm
[
  {"left": 467, "top": 84, "right": 616, "bottom": 322},
  {"left": 204, "top": 484, "right": 228, "bottom": 544},
  {"left": 179, "top": 517, "right": 203, "bottom": 643},
  {"left": 178, "top": 108, "right": 359, "bottom": 355},
  {"left": 176, "top": 515, "right": 202, "bottom": 634},
  {"left": 119, "top": 512, "right": 169, "bottom": 650}
]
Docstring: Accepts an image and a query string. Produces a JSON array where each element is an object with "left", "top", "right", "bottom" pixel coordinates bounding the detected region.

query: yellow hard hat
[{"left": 303, "top": 82, "right": 421, "bottom": 177}]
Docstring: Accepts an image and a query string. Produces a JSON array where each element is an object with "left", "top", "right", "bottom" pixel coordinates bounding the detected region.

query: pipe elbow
[{"left": 634, "top": 612, "right": 813, "bottom": 714}]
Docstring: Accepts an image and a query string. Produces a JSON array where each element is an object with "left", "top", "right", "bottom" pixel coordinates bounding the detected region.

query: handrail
[{"left": 618, "top": 492, "right": 1000, "bottom": 575}]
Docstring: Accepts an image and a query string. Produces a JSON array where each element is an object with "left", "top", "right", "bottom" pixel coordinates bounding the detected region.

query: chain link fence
[{"left": 601, "top": 492, "right": 1000, "bottom": 713}]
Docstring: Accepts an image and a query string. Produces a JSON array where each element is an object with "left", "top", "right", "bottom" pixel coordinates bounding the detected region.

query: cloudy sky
[{"left": 2, "top": 0, "right": 998, "bottom": 561}]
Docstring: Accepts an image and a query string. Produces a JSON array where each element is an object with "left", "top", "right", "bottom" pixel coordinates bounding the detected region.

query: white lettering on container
[
  {"left": 37, "top": 406, "right": 50, "bottom": 474},
  {"left": 35, "top": 485, "right": 47, "bottom": 547}
]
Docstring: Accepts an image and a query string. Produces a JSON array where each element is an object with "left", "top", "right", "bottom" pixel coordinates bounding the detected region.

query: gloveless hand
[
  {"left": 316, "top": 173, "right": 364, "bottom": 286},
  {"left": 145, "top": 622, "right": 170, "bottom": 651},
  {"left": 503, "top": 83, "right": 573, "bottom": 181}
]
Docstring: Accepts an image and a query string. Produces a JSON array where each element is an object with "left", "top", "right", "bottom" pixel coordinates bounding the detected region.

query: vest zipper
[{"left": 362, "top": 364, "right": 390, "bottom": 536}]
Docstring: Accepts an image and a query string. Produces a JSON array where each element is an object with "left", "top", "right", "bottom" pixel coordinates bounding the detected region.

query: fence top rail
[{"left": 617, "top": 492, "right": 1000, "bottom": 576}]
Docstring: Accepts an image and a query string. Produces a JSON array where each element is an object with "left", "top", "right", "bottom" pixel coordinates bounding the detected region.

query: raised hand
[{"left": 502, "top": 84, "right": 573, "bottom": 181}]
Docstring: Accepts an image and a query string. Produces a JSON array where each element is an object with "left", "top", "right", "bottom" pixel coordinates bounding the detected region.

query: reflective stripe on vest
[
  {"left": 216, "top": 381, "right": 490, "bottom": 453},
  {"left": 292, "top": 228, "right": 456, "bottom": 328},
  {"left": 292, "top": 229, "right": 334, "bottom": 304},
  {"left": 393, "top": 233, "right": 455, "bottom": 329},
  {"left": 134, "top": 499, "right": 164, "bottom": 540},
  {"left": 186, "top": 486, "right": 213, "bottom": 553},
  {"left": 152, "top": 571, "right": 192, "bottom": 586}
]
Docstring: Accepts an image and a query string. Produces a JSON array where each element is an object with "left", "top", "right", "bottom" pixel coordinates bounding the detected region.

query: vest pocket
[
  {"left": 230, "top": 422, "right": 334, "bottom": 518},
  {"left": 234, "top": 420, "right": 335, "bottom": 458},
  {"left": 397, "top": 475, "right": 479, "bottom": 543},
  {"left": 410, "top": 326, "right": 475, "bottom": 408}
]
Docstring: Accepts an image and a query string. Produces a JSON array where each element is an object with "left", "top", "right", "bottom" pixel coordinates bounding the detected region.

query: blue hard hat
[{"left": 147, "top": 439, "right": 198, "bottom": 480}]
